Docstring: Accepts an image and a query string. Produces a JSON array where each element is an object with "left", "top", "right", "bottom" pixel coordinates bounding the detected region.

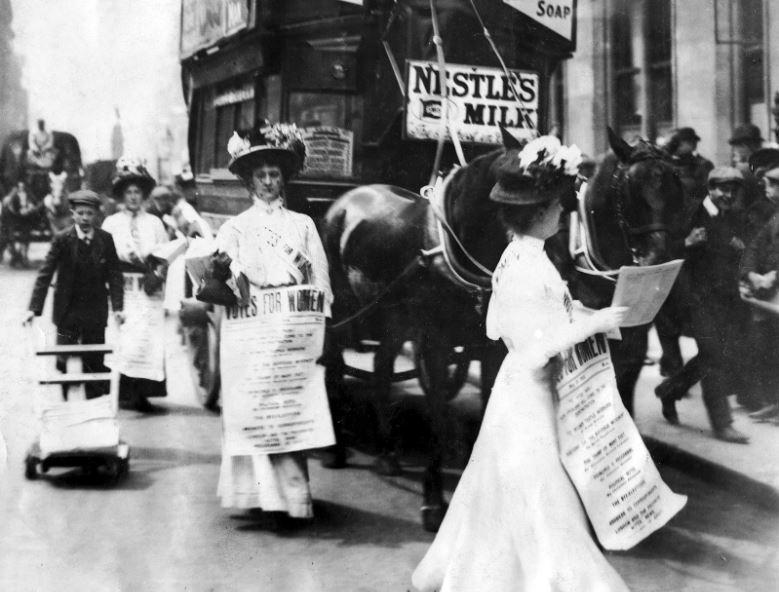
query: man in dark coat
[
  {"left": 655, "top": 127, "right": 714, "bottom": 377},
  {"left": 24, "top": 190, "right": 124, "bottom": 399},
  {"left": 740, "top": 164, "right": 779, "bottom": 422},
  {"left": 655, "top": 167, "right": 754, "bottom": 443}
]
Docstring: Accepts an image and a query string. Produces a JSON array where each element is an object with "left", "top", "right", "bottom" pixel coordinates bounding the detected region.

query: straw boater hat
[
  {"left": 489, "top": 135, "right": 583, "bottom": 205},
  {"left": 226, "top": 121, "right": 307, "bottom": 180},
  {"left": 111, "top": 155, "right": 156, "bottom": 197}
]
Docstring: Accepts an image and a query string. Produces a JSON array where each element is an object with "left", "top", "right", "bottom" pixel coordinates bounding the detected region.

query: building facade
[
  {"left": 0, "top": 0, "right": 28, "bottom": 144},
  {"left": 564, "top": 0, "right": 778, "bottom": 166}
]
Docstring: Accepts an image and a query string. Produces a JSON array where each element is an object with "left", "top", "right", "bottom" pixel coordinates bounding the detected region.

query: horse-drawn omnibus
[
  {"left": 179, "top": 0, "right": 687, "bottom": 534},
  {"left": 0, "top": 123, "right": 82, "bottom": 260},
  {"left": 179, "top": 0, "right": 577, "bottom": 404}
]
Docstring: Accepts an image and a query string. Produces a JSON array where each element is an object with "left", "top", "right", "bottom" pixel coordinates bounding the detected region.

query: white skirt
[
  {"left": 217, "top": 451, "right": 313, "bottom": 518},
  {"left": 412, "top": 360, "right": 629, "bottom": 592}
]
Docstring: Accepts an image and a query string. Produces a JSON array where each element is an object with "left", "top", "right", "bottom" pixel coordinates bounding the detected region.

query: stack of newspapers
[{"left": 39, "top": 396, "right": 119, "bottom": 456}]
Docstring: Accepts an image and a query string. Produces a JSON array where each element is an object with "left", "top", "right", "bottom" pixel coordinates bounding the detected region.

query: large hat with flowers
[
  {"left": 226, "top": 121, "right": 306, "bottom": 179},
  {"left": 489, "top": 136, "right": 582, "bottom": 205},
  {"left": 111, "top": 155, "right": 156, "bottom": 197}
]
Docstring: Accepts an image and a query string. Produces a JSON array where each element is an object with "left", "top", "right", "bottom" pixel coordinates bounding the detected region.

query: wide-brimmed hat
[
  {"left": 748, "top": 148, "right": 779, "bottom": 174},
  {"left": 111, "top": 155, "right": 156, "bottom": 197},
  {"left": 489, "top": 136, "right": 582, "bottom": 205},
  {"left": 68, "top": 189, "right": 102, "bottom": 210},
  {"left": 708, "top": 166, "right": 743, "bottom": 186},
  {"left": 729, "top": 123, "right": 764, "bottom": 146},
  {"left": 672, "top": 127, "right": 701, "bottom": 143},
  {"left": 226, "top": 122, "right": 306, "bottom": 180},
  {"left": 174, "top": 164, "right": 196, "bottom": 190}
]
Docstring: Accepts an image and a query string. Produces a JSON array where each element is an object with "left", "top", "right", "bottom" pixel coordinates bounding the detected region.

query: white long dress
[
  {"left": 214, "top": 199, "right": 333, "bottom": 517},
  {"left": 412, "top": 235, "right": 630, "bottom": 592}
]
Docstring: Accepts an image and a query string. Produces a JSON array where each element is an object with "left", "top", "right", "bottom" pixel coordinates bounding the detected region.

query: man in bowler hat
[{"left": 24, "top": 190, "right": 124, "bottom": 399}]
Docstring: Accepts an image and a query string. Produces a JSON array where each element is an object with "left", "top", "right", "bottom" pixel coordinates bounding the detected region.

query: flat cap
[
  {"left": 708, "top": 166, "right": 743, "bottom": 185},
  {"left": 68, "top": 189, "right": 102, "bottom": 209}
]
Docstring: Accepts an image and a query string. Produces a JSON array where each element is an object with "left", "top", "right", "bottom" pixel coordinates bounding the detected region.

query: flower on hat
[
  {"left": 116, "top": 155, "right": 148, "bottom": 173},
  {"left": 259, "top": 122, "right": 305, "bottom": 150},
  {"left": 226, "top": 131, "right": 251, "bottom": 160},
  {"left": 517, "top": 136, "right": 583, "bottom": 178}
]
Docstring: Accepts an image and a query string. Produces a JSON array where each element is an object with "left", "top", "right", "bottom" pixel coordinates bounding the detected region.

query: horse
[
  {"left": 1, "top": 181, "right": 42, "bottom": 268},
  {"left": 321, "top": 132, "right": 517, "bottom": 532},
  {"left": 322, "top": 128, "right": 683, "bottom": 532},
  {"left": 550, "top": 128, "right": 686, "bottom": 416},
  {"left": 43, "top": 170, "right": 73, "bottom": 234}
]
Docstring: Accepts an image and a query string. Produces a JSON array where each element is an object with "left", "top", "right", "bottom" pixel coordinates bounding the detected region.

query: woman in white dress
[
  {"left": 102, "top": 157, "right": 170, "bottom": 413},
  {"left": 214, "top": 123, "right": 333, "bottom": 521},
  {"left": 412, "top": 137, "right": 631, "bottom": 592}
]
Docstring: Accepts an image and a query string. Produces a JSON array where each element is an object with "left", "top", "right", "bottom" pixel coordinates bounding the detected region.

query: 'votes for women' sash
[
  {"left": 220, "top": 284, "right": 335, "bottom": 455},
  {"left": 555, "top": 335, "right": 687, "bottom": 550}
]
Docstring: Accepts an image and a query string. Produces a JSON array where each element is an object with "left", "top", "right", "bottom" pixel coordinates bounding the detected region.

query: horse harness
[
  {"left": 573, "top": 155, "right": 675, "bottom": 281},
  {"left": 610, "top": 159, "right": 671, "bottom": 262},
  {"left": 328, "top": 171, "right": 493, "bottom": 332}
]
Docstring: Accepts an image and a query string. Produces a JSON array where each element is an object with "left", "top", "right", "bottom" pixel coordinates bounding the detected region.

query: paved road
[{"left": 0, "top": 246, "right": 777, "bottom": 591}]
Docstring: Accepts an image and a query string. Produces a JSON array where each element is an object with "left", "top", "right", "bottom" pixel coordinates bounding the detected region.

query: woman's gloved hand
[{"left": 211, "top": 251, "right": 233, "bottom": 282}]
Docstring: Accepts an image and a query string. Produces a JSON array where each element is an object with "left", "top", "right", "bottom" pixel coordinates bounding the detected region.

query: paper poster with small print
[
  {"left": 555, "top": 335, "right": 687, "bottom": 550},
  {"left": 220, "top": 284, "right": 335, "bottom": 455}
]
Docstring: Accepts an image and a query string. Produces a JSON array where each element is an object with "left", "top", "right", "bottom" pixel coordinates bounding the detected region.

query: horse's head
[
  {"left": 447, "top": 129, "right": 527, "bottom": 273},
  {"left": 587, "top": 129, "right": 685, "bottom": 267},
  {"left": 47, "top": 171, "right": 68, "bottom": 206}
]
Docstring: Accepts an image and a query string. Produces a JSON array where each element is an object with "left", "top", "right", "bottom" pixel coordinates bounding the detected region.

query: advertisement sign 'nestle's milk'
[{"left": 405, "top": 61, "right": 539, "bottom": 145}]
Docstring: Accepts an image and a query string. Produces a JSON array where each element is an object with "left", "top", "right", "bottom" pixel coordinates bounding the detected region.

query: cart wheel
[
  {"left": 24, "top": 456, "right": 37, "bottom": 480},
  {"left": 415, "top": 345, "right": 470, "bottom": 401}
]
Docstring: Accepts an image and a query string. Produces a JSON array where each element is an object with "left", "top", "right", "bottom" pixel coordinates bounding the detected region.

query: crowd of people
[
  {"left": 14, "top": 118, "right": 778, "bottom": 590},
  {"left": 652, "top": 123, "right": 779, "bottom": 444}
]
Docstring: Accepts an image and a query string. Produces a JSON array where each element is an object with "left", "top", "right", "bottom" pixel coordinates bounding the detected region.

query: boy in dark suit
[{"left": 24, "top": 190, "right": 125, "bottom": 399}]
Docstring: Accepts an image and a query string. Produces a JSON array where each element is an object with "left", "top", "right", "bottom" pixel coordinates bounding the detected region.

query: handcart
[{"left": 24, "top": 343, "right": 130, "bottom": 482}]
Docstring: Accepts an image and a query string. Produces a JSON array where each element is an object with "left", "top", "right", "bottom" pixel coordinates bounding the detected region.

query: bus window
[
  {"left": 288, "top": 92, "right": 363, "bottom": 179},
  {"left": 213, "top": 80, "right": 256, "bottom": 169}
]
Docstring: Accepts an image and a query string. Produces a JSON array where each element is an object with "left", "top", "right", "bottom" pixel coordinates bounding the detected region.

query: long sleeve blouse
[
  {"left": 102, "top": 209, "right": 169, "bottom": 264},
  {"left": 215, "top": 200, "right": 333, "bottom": 315},
  {"left": 486, "top": 235, "right": 601, "bottom": 369}
]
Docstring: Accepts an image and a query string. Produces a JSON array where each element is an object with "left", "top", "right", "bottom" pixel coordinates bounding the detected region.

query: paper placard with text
[
  {"left": 113, "top": 272, "right": 166, "bottom": 381},
  {"left": 555, "top": 334, "right": 687, "bottom": 550},
  {"left": 220, "top": 284, "right": 335, "bottom": 455},
  {"left": 405, "top": 60, "right": 539, "bottom": 144},
  {"left": 611, "top": 259, "right": 683, "bottom": 327}
]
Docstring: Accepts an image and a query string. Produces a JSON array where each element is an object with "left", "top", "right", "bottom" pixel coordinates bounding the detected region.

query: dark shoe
[
  {"left": 748, "top": 404, "right": 779, "bottom": 421},
  {"left": 661, "top": 398, "right": 679, "bottom": 425},
  {"left": 320, "top": 446, "right": 347, "bottom": 469},
  {"left": 134, "top": 399, "right": 166, "bottom": 414},
  {"left": 713, "top": 426, "right": 749, "bottom": 444},
  {"left": 272, "top": 513, "right": 314, "bottom": 531}
]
